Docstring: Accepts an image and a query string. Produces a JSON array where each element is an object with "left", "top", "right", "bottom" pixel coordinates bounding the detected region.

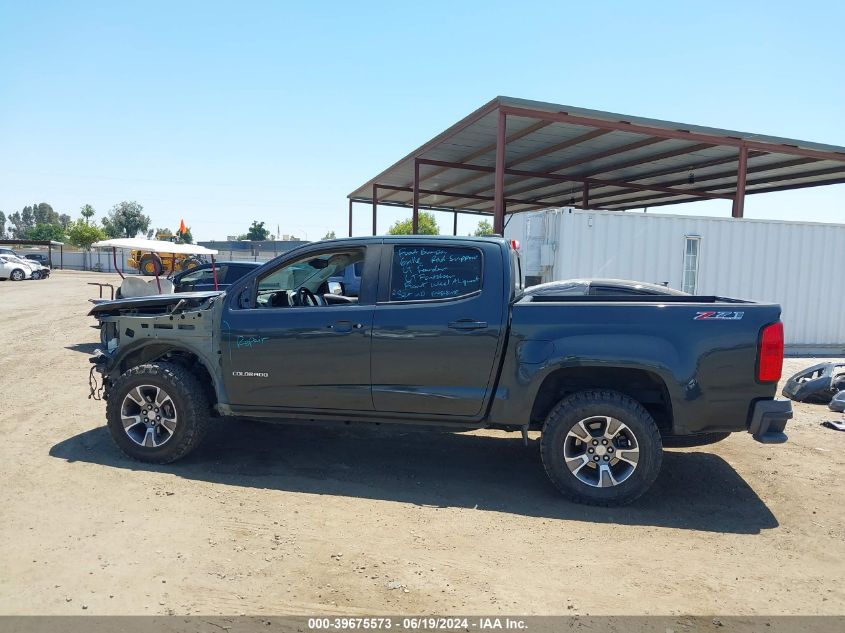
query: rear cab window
[{"left": 389, "top": 245, "right": 482, "bottom": 302}]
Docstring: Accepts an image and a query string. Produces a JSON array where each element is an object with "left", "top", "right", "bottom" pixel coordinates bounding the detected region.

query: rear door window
[{"left": 389, "top": 245, "right": 482, "bottom": 302}]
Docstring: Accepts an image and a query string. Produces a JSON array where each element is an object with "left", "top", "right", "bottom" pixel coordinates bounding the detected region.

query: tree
[
  {"left": 58, "top": 213, "right": 72, "bottom": 229},
  {"left": 67, "top": 219, "right": 107, "bottom": 270},
  {"left": 79, "top": 204, "right": 96, "bottom": 225},
  {"left": 102, "top": 201, "right": 150, "bottom": 238},
  {"left": 387, "top": 211, "right": 440, "bottom": 235},
  {"left": 246, "top": 220, "right": 270, "bottom": 241},
  {"left": 322, "top": 230, "right": 337, "bottom": 240},
  {"left": 20, "top": 207, "right": 35, "bottom": 234},
  {"left": 181, "top": 227, "right": 194, "bottom": 244},
  {"left": 7, "top": 211, "right": 25, "bottom": 238},
  {"left": 67, "top": 219, "right": 106, "bottom": 249},
  {"left": 26, "top": 223, "right": 65, "bottom": 242},
  {"left": 33, "top": 203, "right": 58, "bottom": 225},
  {"left": 473, "top": 219, "right": 494, "bottom": 236},
  {"left": 0, "top": 211, "right": 5, "bottom": 238}
]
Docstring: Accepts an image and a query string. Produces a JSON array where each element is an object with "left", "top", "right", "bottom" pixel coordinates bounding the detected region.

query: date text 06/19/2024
[{"left": 307, "top": 618, "right": 528, "bottom": 631}]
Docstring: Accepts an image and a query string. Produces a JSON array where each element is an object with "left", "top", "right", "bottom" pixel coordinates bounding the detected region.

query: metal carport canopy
[
  {"left": 0, "top": 239, "right": 65, "bottom": 268},
  {"left": 347, "top": 96, "right": 845, "bottom": 235}
]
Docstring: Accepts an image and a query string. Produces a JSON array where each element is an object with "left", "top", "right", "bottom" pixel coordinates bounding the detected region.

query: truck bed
[{"left": 490, "top": 296, "right": 782, "bottom": 436}]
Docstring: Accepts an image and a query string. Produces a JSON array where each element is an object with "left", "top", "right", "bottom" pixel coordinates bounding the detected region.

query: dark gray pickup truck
[{"left": 89, "top": 236, "right": 791, "bottom": 505}]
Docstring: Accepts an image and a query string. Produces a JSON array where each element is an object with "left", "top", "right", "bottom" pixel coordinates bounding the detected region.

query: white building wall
[{"left": 506, "top": 208, "right": 845, "bottom": 350}]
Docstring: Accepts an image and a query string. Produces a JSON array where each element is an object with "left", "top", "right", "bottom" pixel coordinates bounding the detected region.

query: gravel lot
[{"left": 1, "top": 271, "right": 843, "bottom": 616}]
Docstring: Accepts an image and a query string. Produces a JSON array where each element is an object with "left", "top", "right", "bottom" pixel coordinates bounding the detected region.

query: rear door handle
[{"left": 448, "top": 319, "right": 488, "bottom": 331}]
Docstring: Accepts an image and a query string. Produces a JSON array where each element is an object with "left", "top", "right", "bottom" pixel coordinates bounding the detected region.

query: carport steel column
[
  {"left": 372, "top": 184, "right": 378, "bottom": 236},
  {"left": 732, "top": 146, "right": 748, "bottom": 218},
  {"left": 493, "top": 111, "right": 507, "bottom": 235},
  {"left": 412, "top": 159, "right": 420, "bottom": 234}
]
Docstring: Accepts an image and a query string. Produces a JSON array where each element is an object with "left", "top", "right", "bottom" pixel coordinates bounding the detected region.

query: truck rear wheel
[
  {"left": 105, "top": 361, "right": 210, "bottom": 464},
  {"left": 540, "top": 390, "right": 662, "bottom": 506}
]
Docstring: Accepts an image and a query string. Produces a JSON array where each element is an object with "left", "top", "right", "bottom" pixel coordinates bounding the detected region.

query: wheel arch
[
  {"left": 530, "top": 365, "right": 674, "bottom": 433},
  {"left": 114, "top": 342, "right": 220, "bottom": 409}
]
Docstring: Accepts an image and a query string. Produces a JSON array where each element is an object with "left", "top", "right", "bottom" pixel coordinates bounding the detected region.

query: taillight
[
  {"left": 758, "top": 322, "right": 784, "bottom": 382},
  {"left": 510, "top": 239, "right": 520, "bottom": 251}
]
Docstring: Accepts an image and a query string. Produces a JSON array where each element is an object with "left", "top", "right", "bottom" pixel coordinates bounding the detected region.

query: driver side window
[{"left": 255, "top": 248, "right": 365, "bottom": 308}]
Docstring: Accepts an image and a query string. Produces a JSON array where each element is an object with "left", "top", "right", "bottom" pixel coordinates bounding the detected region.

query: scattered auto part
[
  {"left": 781, "top": 362, "right": 845, "bottom": 403},
  {"left": 829, "top": 390, "right": 845, "bottom": 413}
]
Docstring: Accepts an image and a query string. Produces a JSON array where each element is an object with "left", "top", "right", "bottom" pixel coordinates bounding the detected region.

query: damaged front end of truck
[{"left": 87, "top": 291, "right": 224, "bottom": 403}]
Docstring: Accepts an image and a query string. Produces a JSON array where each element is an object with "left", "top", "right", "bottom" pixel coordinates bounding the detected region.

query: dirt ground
[{"left": 0, "top": 270, "right": 843, "bottom": 616}]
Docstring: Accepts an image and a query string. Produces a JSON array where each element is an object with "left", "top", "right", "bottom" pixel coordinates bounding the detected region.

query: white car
[
  {"left": 0, "top": 254, "right": 34, "bottom": 281},
  {"left": 21, "top": 257, "right": 50, "bottom": 280}
]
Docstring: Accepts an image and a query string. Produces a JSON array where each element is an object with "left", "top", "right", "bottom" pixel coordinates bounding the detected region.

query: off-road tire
[
  {"left": 180, "top": 256, "right": 201, "bottom": 271},
  {"left": 661, "top": 432, "right": 730, "bottom": 448},
  {"left": 540, "top": 389, "right": 663, "bottom": 506},
  {"left": 106, "top": 361, "right": 210, "bottom": 464},
  {"left": 10, "top": 268, "right": 25, "bottom": 281},
  {"left": 139, "top": 253, "right": 163, "bottom": 277}
]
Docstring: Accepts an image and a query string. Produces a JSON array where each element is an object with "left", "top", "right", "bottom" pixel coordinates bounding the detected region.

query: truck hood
[{"left": 88, "top": 291, "right": 223, "bottom": 317}]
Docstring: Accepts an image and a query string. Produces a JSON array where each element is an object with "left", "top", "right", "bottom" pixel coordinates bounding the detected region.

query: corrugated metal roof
[{"left": 348, "top": 96, "right": 845, "bottom": 215}]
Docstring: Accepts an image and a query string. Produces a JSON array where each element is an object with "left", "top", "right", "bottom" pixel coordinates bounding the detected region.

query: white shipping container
[{"left": 506, "top": 208, "right": 845, "bottom": 352}]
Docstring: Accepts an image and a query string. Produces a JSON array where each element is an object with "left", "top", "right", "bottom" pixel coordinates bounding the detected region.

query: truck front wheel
[
  {"left": 106, "top": 362, "right": 210, "bottom": 464},
  {"left": 139, "top": 254, "right": 163, "bottom": 276},
  {"left": 540, "top": 390, "right": 663, "bottom": 506}
]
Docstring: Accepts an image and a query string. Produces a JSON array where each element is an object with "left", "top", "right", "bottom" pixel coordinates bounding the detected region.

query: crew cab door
[
  {"left": 370, "top": 240, "right": 506, "bottom": 418},
  {"left": 221, "top": 243, "right": 379, "bottom": 412}
]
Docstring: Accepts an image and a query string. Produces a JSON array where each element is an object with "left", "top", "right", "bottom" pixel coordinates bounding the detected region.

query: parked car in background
[
  {"left": 0, "top": 247, "right": 26, "bottom": 259},
  {"left": 524, "top": 278, "right": 688, "bottom": 298},
  {"left": 328, "top": 260, "right": 363, "bottom": 296},
  {"left": 17, "top": 257, "right": 50, "bottom": 279},
  {"left": 171, "top": 261, "right": 263, "bottom": 293},
  {"left": 0, "top": 254, "right": 33, "bottom": 281},
  {"left": 24, "top": 253, "right": 51, "bottom": 268}
]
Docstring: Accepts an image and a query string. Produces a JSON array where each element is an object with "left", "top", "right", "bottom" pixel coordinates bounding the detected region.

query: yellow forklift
[{"left": 127, "top": 224, "right": 200, "bottom": 276}]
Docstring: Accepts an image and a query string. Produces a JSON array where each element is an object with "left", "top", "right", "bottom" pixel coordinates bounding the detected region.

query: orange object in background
[{"left": 179, "top": 218, "right": 187, "bottom": 234}]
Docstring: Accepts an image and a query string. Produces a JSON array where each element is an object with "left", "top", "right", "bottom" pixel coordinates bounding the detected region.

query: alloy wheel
[
  {"left": 120, "top": 384, "right": 178, "bottom": 448},
  {"left": 563, "top": 415, "right": 640, "bottom": 487}
]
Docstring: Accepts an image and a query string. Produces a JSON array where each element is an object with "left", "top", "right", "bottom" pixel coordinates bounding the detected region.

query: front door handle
[
  {"left": 448, "top": 319, "right": 488, "bottom": 331},
  {"left": 327, "top": 321, "right": 364, "bottom": 333}
]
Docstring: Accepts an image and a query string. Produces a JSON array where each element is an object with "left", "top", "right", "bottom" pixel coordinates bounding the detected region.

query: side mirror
[{"left": 327, "top": 281, "right": 343, "bottom": 295}]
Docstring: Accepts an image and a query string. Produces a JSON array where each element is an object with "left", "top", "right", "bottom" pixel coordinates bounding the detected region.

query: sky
[{"left": 1, "top": 0, "right": 843, "bottom": 241}]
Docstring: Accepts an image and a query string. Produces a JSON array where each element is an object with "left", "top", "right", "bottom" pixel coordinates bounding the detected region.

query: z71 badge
[{"left": 694, "top": 311, "right": 745, "bottom": 321}]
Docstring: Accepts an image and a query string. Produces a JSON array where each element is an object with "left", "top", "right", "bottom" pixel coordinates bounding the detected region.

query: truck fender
[{"left": 106, "top": 339, "right": 225, "bottom": 406}]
